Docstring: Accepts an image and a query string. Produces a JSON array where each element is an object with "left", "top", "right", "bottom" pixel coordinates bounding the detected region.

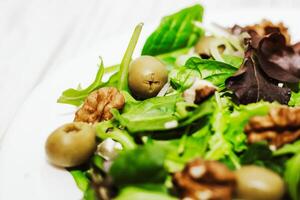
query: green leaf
[
  {"left": 289, "top": 91, "right": 300, "bottom": 106},
  {"left": 95, "top": 120, "right": 136, "bottom": 149},
  {"left": 118, "top": 23, "right": 143, "bottom": 91},
  {"left": 142, "top": 5, "right": 204, "bottom": 56},
  {"left": 185, "top": 57, "right": 237, "bottom": 87},
  {"left": 114, "top": 184, "right": 176, "bottom": 200},
  {"left": 57, "top": 58, "right": 105, "bottom": 106},
  {"left": 169, "top": 67, "right": 200, "bottom": 91},
  {"left": 69, "top": 170, "right": 90, "bottom": 192},
  {"left": 109, "top": 145, "right": 168, "bottom": 186},
  {"left": 83, "top": 186, "right": 98, "bottom": 200},
  {"left": 274, "top": 140, "right": 300, "bottom": 156},
  {"left": 240, "top": 142, "right": 272, "bottom": 164},
  {"left": 222, "top": 54, "right": 243, "bottom": 68},
  {"left": 112, "top": 94, "right": 182, "bottom": 133},
  {"left": 284, "top": 153, "right": 300, "bottom": 200}
]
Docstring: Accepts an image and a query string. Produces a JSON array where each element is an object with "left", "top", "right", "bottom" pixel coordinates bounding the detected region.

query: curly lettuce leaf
[
  {"left": 57, "top": 58, "right": 104, "bottom": 106},
  {"left": 289, "top": 91, "right": 300, "bottom": 106},
  {"left": 142, "top": 5, "right": 204, "bottom": 56}
]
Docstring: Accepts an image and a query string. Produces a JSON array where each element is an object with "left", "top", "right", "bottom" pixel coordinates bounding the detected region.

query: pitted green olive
[
  {"left": 128, "top": 56, "right": 168, "bottom": 99},
  {"left": 235, "top": 165, "right": 285, "bottom": 200},
  {"left": 45, "top": 122, "right": 96, "bottom": 167}
]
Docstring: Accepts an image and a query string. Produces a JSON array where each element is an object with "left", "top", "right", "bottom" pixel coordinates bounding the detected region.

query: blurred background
[{"left": 0, "top": 0, "right": 300, "bottom": 140}]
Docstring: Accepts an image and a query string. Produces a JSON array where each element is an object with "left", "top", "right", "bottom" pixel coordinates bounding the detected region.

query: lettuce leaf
[{"left": 142, "top": 5, "right": 204, "bottom": 56}]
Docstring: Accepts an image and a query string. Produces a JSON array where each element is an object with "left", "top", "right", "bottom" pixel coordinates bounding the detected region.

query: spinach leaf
[
  {"left": 169, "top": 67, "right": 200, "bottom": 91},
  {"left": 185, "top": 57, "right": 237, "bottom": 87},
  {"left": 57, "top": 58, "right": 105, "bottom": 106},
  {"left": 240, "top": 142, "right": 287, "bottom": 175},
  {"left": 112, "top": 94, "right": 182, "bottom": 133},
  {"left": 109, "top": 145, "right": 167, "bottom": 186},
  {"left": 284, "top": 153, "right": 300, "bottom": 200},
  {"left": 142, "top": 5, "right": 204, "bottom": 56},
  {"left": 114, "top": 184, "right": 176, "bottom": 200}
]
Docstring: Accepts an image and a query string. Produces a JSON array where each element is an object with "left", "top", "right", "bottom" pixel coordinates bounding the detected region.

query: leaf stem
[{"left": 118, "top": 23, "right": 143, "bottom": 91}]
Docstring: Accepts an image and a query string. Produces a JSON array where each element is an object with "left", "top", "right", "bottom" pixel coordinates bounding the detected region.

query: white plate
[{"left": 1, "top": 9, "right": 299, "bottom": 200}]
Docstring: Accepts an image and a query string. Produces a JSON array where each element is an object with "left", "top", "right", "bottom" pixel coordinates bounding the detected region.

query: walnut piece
[
  {"left": 74, "top": 87, "right": 125, "bottom": 123},
  {"left": 173, "top": 159, "right": 236, "bottom": 200},
  {"left": 244, "top": 19, "right": 291, "bottom": 44},
  {"left": 245, "top": 106, "right": 300, "bottom": 148},
  {"left": 183, "top": 78, "right": 216, "bottom": 104}
]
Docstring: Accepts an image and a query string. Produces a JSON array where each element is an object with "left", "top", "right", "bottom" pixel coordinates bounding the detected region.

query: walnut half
[
  {"left": 183, "top": 78, "right": 216, "bottom": 104},
  {"left": 245, "top": 106, "right": 300, "bottom": 149},
  {"left": 173, "top": 159, "right": 236, "bottom": 200},
  {"left": 74, "top": 87, "right": 125, "bottom": 123}
]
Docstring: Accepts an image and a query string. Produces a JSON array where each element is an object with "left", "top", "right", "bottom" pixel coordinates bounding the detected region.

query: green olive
[
  {"left": 45, "top": 122, "right": 96, "bottom": 167},
  {"left": 235, "top": 165, "right": 285, "bottom": 200},
  {"left": 128, "top": 56, "right": 168, "bottom": 99}
]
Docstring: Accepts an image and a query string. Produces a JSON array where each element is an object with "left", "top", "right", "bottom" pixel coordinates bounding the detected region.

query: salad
[{"left": 45, "top": 4, "right": 300, "bottom": 200}]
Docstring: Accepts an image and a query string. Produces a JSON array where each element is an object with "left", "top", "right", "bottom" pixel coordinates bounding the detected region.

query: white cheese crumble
[
  {"left": 96, "top": 138, "right": 123, "bottom": 160},
  {"left": 164, "top": 120, "right": 178, "bottom": 129}
]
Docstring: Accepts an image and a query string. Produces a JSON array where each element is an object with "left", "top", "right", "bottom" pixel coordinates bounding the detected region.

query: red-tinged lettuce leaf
[
  {"left": 257, "top": 33, "right": 300, "bottom": 83},
  {"left": 226, "top": 49, "right": 291, "bottom": 104}
]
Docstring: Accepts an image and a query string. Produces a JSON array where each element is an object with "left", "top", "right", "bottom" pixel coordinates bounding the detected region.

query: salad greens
[
  {"left": 54, "top": 4, "right": 300, "bottom": 200},
  {"left": 142, "top": 5, "right": 204, "bottom": 56},
  {"left": 57, "top": 58, "right": 105, "bottom": 106}
]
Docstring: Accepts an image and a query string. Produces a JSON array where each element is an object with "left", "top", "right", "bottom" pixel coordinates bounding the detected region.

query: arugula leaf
[
  {"left": 70, "top": 170, "right": 90, "bottom": 192},
  {"left": 109, "top": 145, "right": 167, "bottom": 186},
  {"left": 185, "top": 57, "right": 237, "bottom": 87},
  {"left": 95, "top": 120, "right": 136, "bottom": 149},
  {"left": 57, "top": 58, "right": 105, "bottom": 106},
  {"left": 117, "top": 23, "right": 143, "bottom": 91},
  {"left": 114, "top": 184, "right": 176, "bottom": 200},
  {"left": 284, "top": 153, "right": 300, "bottom": 200},
  {"left": 142, "top": 5, "right": 204, "bottom": 56},
  {"left": 112, "top": 94, "right": 182, "bottom": 133},
  {"left": 274, "top": 140, "right": 300, "bottom": 156}
]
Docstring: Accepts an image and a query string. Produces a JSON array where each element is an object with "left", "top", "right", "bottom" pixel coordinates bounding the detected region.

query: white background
[{"left": 0, "top": 0, "right": 300, "bottom": 140}]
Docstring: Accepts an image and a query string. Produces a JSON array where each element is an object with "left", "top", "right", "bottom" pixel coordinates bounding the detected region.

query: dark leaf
[
  {"left": 257, "top": 33, "right": 300, "bottom": 83},
  {"left": 226, "top": 49, "right": 291, "bottom": 104},
  {"left": 109, "top": 145, "right": 167, "bottom": 186}
]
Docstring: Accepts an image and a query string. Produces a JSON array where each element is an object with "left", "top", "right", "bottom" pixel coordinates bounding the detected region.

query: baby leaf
[
  {"left": 142, "top": 5, "right": 204, "bottom": 56},
  {"left": 109, "top": 145, "right": 167, "bottom": 186},
  {"left": 185, "top": 57, "right": 237, "bottom": 87},
  {"left": 257, "top": 33, "right": 300, "bottom": 83},
  {"left": 226, "top": 49, "right": 291, "bottom": 104}
]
